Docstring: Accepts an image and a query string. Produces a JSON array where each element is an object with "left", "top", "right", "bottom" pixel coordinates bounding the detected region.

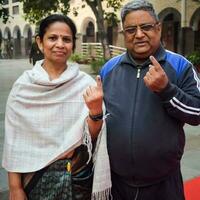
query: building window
[
  {"left": 3, "top": 0, "right": 9, "bottom": 4},
  {"left": 12, "top": 0, "right": 20, "bottom": 2},
  {"left": 12, "top": 5, "right": 19, "bottom": 15}
]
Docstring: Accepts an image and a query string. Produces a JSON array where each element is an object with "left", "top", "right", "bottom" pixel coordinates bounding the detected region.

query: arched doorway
[
  {"left": 83, "top": 21, "right": 95, "bottom": 43},
  {"left": 159, "top": 8, "right": 181, "bottom": 53},
  {"left": 190, "top": 8, "right": 200, "bottom": 51},
  {"left": 107, "top": 26, "right": 113, "bottom": 45},
  {"left": 4, "top": 27, "right": 11, "bottom": 41},
  {"left": 3, "top": 27, "right": 12, "bottom": 58},
  {"left": 13, "top": 26, "right": 22, "bottom": 58},
  {"left": 23, "top": 24, "right": 33, "bottom": 56}
]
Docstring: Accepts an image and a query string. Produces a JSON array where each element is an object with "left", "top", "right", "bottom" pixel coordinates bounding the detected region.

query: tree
[
  {"left": 0, "top": 0, "right": 9, "bottom": 23},
  {"left": 20, "top": 0, "right": 124, "bottom": 60},
  {"left": 82, "top": 0, "right": 123, "bottom": 60}
]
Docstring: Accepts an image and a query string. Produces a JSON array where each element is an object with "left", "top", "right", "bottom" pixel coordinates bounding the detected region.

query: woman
[{"left": 2, "top": 14, "right": 111, "bottom": 200}]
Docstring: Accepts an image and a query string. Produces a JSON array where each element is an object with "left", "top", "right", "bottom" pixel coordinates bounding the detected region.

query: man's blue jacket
[{"left": 100, "top": 45, "right": 200, "bottom": 186}]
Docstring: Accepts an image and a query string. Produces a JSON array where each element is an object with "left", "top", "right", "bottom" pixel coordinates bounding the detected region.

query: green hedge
[
  {"left": 186, "top": 51, "right": 200, "bottom": 66},
  {"left": 90, "top": 58, "right": 106, "bottom": 74},
  {"left": 70, "top": 53, "right": 89, "bottom": 64}
]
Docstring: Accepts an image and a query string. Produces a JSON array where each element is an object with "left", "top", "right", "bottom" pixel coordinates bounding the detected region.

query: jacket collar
[{"left": 121, "top": 45, "right": 166, "bottom": 68}]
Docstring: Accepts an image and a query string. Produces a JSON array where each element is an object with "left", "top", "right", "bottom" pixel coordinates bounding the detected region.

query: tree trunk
[
  {"left": 96, "top": 0, "right": 111, "bottom": 60},
  {"left": 96, "top": 18, "right": 111, "bottom": 60},
  {"left": 86, "top": 0, "right": 111, "bottom": 60}
]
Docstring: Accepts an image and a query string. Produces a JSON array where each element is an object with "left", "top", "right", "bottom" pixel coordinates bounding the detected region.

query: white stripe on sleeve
[
  {"left": 170, "top": 99, "right": 200, "bottom": 116},
  {"left": 192, "top": 68, "right": 200, "bottom": 92}
]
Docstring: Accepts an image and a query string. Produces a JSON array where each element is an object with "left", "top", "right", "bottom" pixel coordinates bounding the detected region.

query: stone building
[{"left": 0, "top": 0, "right": 200, "bottom": 58}]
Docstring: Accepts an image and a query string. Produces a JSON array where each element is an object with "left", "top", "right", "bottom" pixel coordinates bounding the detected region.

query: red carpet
[{"left": 184, "top": 176, "right": 200, "bottom": 200}]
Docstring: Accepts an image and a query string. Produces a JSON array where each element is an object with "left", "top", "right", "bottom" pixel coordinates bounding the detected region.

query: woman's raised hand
[{"left": 83, "top": 75, "right": 103, "bottom": 115}]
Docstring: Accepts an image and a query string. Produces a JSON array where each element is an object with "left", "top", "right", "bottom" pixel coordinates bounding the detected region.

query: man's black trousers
[{"left": 111, "top": 167, "right": 185, "bottom": 200}]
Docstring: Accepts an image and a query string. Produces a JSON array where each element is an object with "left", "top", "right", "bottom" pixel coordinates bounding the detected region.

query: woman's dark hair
[{"left": 38, "top": 14, "right": 77, "bottom": 51}]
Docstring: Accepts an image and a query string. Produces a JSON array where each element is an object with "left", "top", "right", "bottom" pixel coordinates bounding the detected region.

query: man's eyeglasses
[{"left": 123, "top": 23, "right": 159, "bottom": 36}]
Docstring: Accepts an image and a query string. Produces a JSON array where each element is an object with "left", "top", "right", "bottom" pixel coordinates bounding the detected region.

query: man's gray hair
[{"left": 121, "top": 0, "right": 159, "bottom": 23}]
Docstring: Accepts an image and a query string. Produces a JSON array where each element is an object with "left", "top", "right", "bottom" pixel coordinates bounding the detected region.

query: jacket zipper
[
  {"left": 131, "top": 66, "right": 142, "bottom": 165},
  {"left": 137, "top": 67, "right": 141, "bottom": 79}
]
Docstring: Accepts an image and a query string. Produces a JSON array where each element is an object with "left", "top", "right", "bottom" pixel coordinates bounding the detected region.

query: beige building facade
[{"left": 0, "top": 0, "right": 200, "bottom": 58}]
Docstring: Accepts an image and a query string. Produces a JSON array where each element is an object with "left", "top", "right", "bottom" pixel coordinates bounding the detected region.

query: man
[
  {"left": 29, "top": 35, "right": 44, "bottom": 65},
  {"left": 100, "top": 1, "right": 200, "bottom": 200}
]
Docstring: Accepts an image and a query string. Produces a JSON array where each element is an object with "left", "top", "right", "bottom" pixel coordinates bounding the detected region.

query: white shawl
[{"left": 2, "top": 60, "right": 111, "bottom": 199}]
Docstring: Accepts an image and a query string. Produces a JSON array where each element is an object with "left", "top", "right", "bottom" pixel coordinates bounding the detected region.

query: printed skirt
[{"left": 24, "top": 145, "right": 93, "bottom": 200}]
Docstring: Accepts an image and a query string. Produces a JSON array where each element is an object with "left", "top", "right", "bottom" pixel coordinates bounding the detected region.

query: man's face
[{"left": 123, "top": 10, "right": 161, "bottom": 61}]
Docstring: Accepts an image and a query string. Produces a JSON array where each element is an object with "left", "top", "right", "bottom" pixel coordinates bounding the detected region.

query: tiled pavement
[{"left": 0, "top": 59, "right": 199, "bottom": 199}]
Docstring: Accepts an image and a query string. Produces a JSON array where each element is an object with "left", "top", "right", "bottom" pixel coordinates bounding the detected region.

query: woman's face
[{"left": 37, "top": 21, "right": 73, "bottom": 66}]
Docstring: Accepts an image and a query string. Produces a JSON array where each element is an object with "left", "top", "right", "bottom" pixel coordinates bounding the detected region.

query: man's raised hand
[{"left": 143, "top": 56, "right": 168, "bottom": 92}]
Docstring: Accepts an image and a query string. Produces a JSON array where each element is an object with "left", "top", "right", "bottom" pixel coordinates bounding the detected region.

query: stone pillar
[
  {"left": 21, "top": 37, "right": 26, "bottom": 58},
  {"left": 116, "top": 32, "right": 125, "bottom": 48},
  {"left": 75, "top": 33, "right": 83, "bottom": 54}
]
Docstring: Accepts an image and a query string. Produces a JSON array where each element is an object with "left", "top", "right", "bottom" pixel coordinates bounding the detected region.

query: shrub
[
  {"left": 90, "top": 58, "right": 106, "bottom": 74},
  {"left": 70, "top": 53, "right": 89, "bottom": 64},
  {"left": 186, "top": 51, "right": 200, "bottom": 66}
]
